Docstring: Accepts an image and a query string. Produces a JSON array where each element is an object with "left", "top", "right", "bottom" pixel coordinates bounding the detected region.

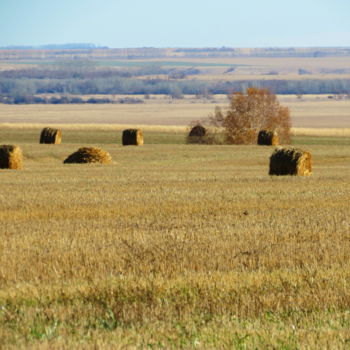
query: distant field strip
[
  {"left": 291, "top": 127, "right": 350, "bottom": 137},
  {"left": 0, "top": 59, "right": 239, "bottom": 68},
  {"left": 1, "top": 123, "right": 350, "bottom": 137},
  {"left": 96, "top": 60, "right": 237, "bottom": 67},
  {"left": 0, "top": 122, "right": 187, "bottom": 132},
  {"left": 0, "top": 98, "right": 349, "bottom": 128}
]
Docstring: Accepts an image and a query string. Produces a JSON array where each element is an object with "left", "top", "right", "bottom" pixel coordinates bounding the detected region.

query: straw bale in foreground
[
  {"left": 63, "top": 147, "right": 112, "bottom": 164},
  {"left": 0, "top": 145, "right": 23, "bottom": 169},
  {"left": 269, "top": 147, "right": 312, "bottom": 176},
  {"left": 40, "top": 127, "right": 62, "bottom": 144},
  {"left": 122, "top": 129, "right": 144, "bottom": 146}
]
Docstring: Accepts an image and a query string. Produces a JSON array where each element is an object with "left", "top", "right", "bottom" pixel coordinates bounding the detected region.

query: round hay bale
[
  {"left": 187, "top": 124, "right": 209, "bottom": 144},
  {"left": 189, "top": 125, "right": 207, "bottom": 137},
  {"left": 63, "top": 147, "right": 112, "bottom": 164},
  {"left": 122, "top": 129, "right": 143, "bottom": 146},
  {"left": 40, "top": 127, "right": 62, "bottom": 144},
  {"left": 0, "top": 145, "right": 23, "bottom": 169},
  {"left": 269, "top": 147, "right": 312, "bottom": 176},
  {"left": 257, "top": 130, "right": 279, "bottom": 146}
]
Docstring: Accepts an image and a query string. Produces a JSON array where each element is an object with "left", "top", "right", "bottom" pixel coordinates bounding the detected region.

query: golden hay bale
[
  {"left": 40, "top": 127, "right": 62, "bottom": 144},
  {"left": 257, "top": 130, "right": 279, "bottom": 146},
  {"left": 122, "top": 129, "right": 144, "bottom": 146},
  {"left": 269, "top": 147, "right": 312, "bottom": 176},
  {"left": 0, "top": 145, "right": 23, "bottom": 169},
  {"left": 63, "top": 147, "right": 112, "bottom": 164}
]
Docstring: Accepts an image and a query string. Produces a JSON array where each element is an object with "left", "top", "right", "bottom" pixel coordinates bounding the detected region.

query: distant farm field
[
  {"left": 0, "top": 125, "right": 350, "bottom": 348},
  {"left": 1, "top": 55, "right": 350, "bottom": 76},
  {"left": 0, "top": 94, "right": 349, "bottom": 128}
]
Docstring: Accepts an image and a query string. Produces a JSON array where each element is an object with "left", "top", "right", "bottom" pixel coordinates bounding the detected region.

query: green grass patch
[
  {"left": 1, "top": 128, "right": 349, "bottom": 146},
  {"left": 0, "top": 129, "right": 187, "bottom": 145},
  {"left": 292, "top": 136, "right": 350, "bottom": 146}
]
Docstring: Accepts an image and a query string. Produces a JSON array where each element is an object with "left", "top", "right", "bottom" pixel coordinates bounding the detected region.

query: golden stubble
[{"left": 0, "top": 138, "right": 350, "bottom": 348}]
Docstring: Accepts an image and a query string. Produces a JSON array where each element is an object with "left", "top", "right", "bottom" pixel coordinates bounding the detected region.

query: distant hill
[
  {"left": 176, "top": 47, "right": 350, "bottom": 58},
  {"left": 0, "top": 46, "right": 350, "bottom": 60}
]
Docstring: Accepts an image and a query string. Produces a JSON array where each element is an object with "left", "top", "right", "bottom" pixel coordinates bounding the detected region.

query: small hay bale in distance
[
  {"left": 189, "top": 125, "right": 207, "bottom": 137},
  {"left": 0, "top": 145, "right": 23, "bottom": 169},
  {"left": 40, "top": 127, "right": 62, "bottom": 144},
  {"left": 187, "top": 124, "right": 208, "bottom": 144},
  {"left": 269, "top": 147, "right": 312, "bottom": 176},
  {"left": 122, "top": 129, "right": 144, "bottom": 146},
  {"left": 63, "top": 147, "right": 112, "bottom": 164},
  {"left": 257, "top": 130, "right": 279, "bottom": 146}
]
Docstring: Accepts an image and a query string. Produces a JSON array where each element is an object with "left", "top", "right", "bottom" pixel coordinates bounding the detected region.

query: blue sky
[{"left": 0, "top": 0, "right": 349, "bottom": 48}]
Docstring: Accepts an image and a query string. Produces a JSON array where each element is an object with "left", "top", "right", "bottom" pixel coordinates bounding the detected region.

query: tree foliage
[{"left": 211, "top": 88, "right": 291, "bottom": 144}]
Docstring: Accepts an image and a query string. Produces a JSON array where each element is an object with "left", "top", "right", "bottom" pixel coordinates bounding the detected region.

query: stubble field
[
  {"left": 0, "top": 121, "right": 350, "bottom": 348},
  {"left": 0, "top": 94, "right": 350, "bottom": 129}
]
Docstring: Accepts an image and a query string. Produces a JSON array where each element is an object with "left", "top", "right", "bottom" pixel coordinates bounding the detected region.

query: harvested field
[
  {"left": 0, "top": 127, "right": 349, "bottom": 348},
  {"left": 0, "top": 94, "right": 349, "bottom": 128}
]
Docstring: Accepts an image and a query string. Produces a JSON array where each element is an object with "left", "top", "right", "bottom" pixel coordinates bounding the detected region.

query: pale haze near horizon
[{"left": 0, "top": 0, "right": 349, "bottom": 48}]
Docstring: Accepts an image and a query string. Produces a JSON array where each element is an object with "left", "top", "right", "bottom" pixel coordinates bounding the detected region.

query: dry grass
[
  {"left": 2, "top": 122, "right": 350, "bottom": 140},
  {"left": 0, "top": 103, "right": 220, "bottom": 126},
  {"left": 1, "top": 94, "right": 349, "bottom": 129},
  {"left": 0, "top": 122, "right": 188, "bottom": 133},
  {"left": 292, "top": 127, "right": 350, "bottom": 137},
  {"left": 283, "top": 99, "right": 350, "bottom": 128},
  {"left": 0, "top": 128, "right": 349, "bottom": 348}
]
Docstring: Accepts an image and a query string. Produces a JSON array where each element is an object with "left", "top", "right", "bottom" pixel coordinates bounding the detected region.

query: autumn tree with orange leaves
[{"left": 211, "top": 87, "right": 291, "bottom": 144}]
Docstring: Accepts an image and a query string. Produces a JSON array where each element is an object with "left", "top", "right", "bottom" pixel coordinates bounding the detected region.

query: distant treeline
[
  {"left": 1, "top": 66, "right": 350, "bottom": 104},
  {"left": 175, "top": 47, "right": 350, "bottom": 58},
  {"left": 0, "top": 94, "right": 144, "bottom": 105}
]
